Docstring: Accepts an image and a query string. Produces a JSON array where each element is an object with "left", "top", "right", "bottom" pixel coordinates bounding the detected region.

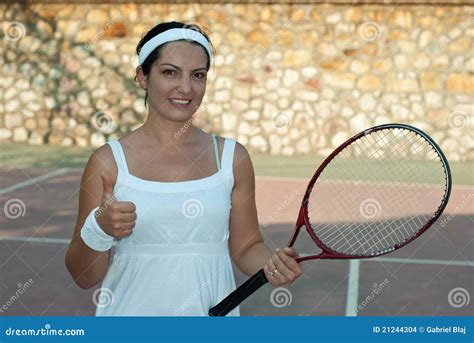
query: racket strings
[
  {"left": 364, "top": 129, "right": 432, "bottom": 186},
  {"left": 307, "top": 128, "right": 449, "bottom": 257},
  {"left": 364, "top": 130, "right": 445, "bottom": 216},
  {"left": 316, "top": 189, "right": 429, "bottom": 255},
  {"left": 335, "top": 134, "right": 446, "bottom": 254},
  {"left": 374, "top": 130, "right": 442, "bottom": 179},
  {"left": 331, "top": 211, "right": 430, "bottom": 255},
  {"left": 332, "top": 143, "right": 445, "bottom": 254},
  {"left": 315, "top": 132, "right": 427, "bottom": 233},
  {"left": 314, "top": 181, "right": 434, "bottom": 255}
]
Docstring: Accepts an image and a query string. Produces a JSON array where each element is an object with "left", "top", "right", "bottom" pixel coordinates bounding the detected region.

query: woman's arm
[
  {"left": 65, "top": 146, "right": 117, "bottom": 289},
  {"left": 228, "top": 143, "right": 302, "bottom": 286}
]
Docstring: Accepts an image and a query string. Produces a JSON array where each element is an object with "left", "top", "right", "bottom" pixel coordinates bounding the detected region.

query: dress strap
[
  {"left": 221, "top": 137, "right": 236, "bottom": 173},
  {"left": 106, "top": 140, "right": 130, "bottom": 175},
  {"left": 211, "top": 134, "right": 221, "bottom": 171}
]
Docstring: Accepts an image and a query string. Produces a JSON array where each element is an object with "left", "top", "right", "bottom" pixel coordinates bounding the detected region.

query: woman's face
[{"left": 139, "top": 40, "right": 208, "bottom": 123}]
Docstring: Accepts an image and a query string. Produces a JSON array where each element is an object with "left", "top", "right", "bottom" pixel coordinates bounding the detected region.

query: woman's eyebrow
[{"left": 159, "top": 63, "right": 207, "bottom": 72}]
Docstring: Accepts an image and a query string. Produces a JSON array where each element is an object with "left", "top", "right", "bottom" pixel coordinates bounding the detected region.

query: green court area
[{"left": 1, "top": 141, "right": 472, "bottom": 185}]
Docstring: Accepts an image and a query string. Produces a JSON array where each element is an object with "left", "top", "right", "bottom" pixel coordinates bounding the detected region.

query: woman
[{"left": 65, "top": 21, "right": 303, "bottom": 316}]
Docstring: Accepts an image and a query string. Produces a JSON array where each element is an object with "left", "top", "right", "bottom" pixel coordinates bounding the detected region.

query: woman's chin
[
  {"left": 150, "top": 105, "right": 194, "bottom": 123},
  {"left": 165, "top": 111, "right": 195, "bottom": 124}
]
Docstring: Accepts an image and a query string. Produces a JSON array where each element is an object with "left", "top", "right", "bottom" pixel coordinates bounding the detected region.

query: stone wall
[{"left": 1, "top": 2, "right": 472, "bottom": 161}]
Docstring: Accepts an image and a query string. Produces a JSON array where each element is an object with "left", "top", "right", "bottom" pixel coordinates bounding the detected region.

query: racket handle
[{"left": 208, "top": 268, "right": 268, "bottom": 316}]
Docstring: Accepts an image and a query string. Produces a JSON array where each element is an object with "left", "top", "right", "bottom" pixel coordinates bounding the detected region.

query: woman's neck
[{"left": 137, "top": 114, "right": 200, "bottom": 148}]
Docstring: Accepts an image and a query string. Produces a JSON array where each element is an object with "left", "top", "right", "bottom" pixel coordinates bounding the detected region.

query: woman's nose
[{"left": 177, "top": 76, "right": 192, "bottom": 94}]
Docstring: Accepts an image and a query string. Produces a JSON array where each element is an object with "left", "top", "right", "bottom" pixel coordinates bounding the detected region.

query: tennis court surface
[{"left": 0, "top": 147, "right": 472, "bottom": 316}]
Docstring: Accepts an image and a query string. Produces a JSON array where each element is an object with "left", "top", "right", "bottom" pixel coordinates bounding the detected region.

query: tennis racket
[{"left": 209, "top": 123, "right": 452, "bottom": 316}]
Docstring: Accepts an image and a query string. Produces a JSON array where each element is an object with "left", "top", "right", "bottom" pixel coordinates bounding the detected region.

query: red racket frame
[{"left": 291, "top": 123, "right": 452, "bottom": 261}]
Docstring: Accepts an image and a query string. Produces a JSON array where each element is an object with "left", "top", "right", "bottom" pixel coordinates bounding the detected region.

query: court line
[
  {"left": 370, "top": 256, "right": 474, "bottom": 267},
  {"left": 299, "top": 253, "right": 474, "bottom": 267},
  {"left": 345, "top": 260, "right": 360, "bottom": 317},
  {"left": 0, "top": 168, "right": 70, "bottom": 195},
  {"left": 0, "top": 236, "right": 70, "bottom": 244},
  {"left": 342, "top": 255, "right": 474, "bottom": 317}
]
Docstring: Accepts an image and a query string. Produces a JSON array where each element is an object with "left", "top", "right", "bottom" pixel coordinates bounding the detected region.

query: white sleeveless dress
[{"left": 95, "top": 137, "right": 240, "bottom": 316}]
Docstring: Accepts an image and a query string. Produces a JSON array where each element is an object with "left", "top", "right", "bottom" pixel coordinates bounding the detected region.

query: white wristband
[{"left": 80, "top": 207, "right": 114, "bottom": 252}]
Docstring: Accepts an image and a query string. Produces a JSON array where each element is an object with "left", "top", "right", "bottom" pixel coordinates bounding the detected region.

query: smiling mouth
[{"left": 169, "top": 99, "right": 192, "bottom": 105}]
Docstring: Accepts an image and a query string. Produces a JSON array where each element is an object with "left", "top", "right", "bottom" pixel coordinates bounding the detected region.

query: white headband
[{"left": 138, "top": 28, "right": 212, "bottom": 65}]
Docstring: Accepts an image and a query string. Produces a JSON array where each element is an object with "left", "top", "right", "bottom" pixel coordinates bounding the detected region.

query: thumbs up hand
[{"left": 95, "top": 173, "right": 137, "bottom": 238}]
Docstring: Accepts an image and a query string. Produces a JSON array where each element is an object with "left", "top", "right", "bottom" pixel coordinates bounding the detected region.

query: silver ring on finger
[
  {"left": 268, "top": 268, "right": 275, "bottom": 277},
  {"left": 269, "top": 269, "right": 278, "bottom": 277}
]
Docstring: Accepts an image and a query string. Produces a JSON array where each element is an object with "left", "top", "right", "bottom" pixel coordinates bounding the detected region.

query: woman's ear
[{"left": 136, "top": 66, "right": 148, "bottom": 90}]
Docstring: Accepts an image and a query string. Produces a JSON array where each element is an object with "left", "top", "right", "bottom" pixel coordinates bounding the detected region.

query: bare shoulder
[
  {"left": 74, "top": 142, "right": 118, "bottom": 232},
  {"left": 83, "top": 143, "right": 118, "bottom": 187},
  {"left": 233, "top": 141, "right": 251, "bottom": 164},
  {"left": 213, "top": 136, "right": 252, "bottom": 167},
  {"left": 232, "top": 141, "right": 255, "bottom": 186},
  {"left": 210, "top": 135, "right": 254, "bottom": 184},
  {"left": 90, "top": 143, "right": 117, "bottom": 174}
]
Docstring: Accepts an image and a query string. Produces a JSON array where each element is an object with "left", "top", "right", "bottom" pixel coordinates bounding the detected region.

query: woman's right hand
[{"left": 95, "top": 173, "right": 137, "bottom": 238}]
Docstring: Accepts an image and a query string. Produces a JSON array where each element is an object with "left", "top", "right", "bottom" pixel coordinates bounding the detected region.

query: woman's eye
[
  {"left": 194, "top": 72, "right": 206, "bottom": 79},
  {"left": 163, "top": 69, "right": 176, "bottom": 76}
]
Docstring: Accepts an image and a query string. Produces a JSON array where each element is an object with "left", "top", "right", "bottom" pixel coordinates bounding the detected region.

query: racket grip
[{"left": 208, "top": 268, "right": 268, "bottom": 316}]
